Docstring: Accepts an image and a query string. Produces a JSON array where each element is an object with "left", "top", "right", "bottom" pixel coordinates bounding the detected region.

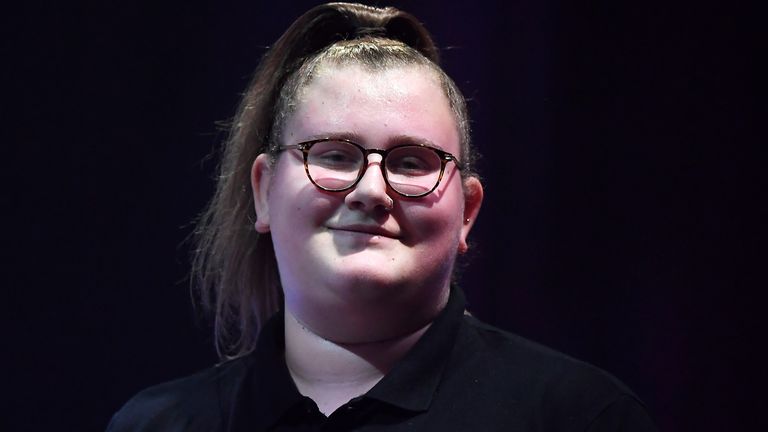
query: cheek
[
  {"left": 269, "top": 187, "right": 341, "bottom": 285},
  {"left": 400, "top": 203, "right": 463, "bottom": 281},
  {"left": 404, "top": 187, "right": 465, "bottom": 248},
  {"left": 269, "top": 188, "right": 338, "bottom": 237},
  {"left": 268, "top": 157, "right": 337, "bottom": 224}
]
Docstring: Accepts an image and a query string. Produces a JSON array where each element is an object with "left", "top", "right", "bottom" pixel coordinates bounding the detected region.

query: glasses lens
[
  {"left": 306, "top": 140, "right": 363, "bottom": 190},
  {"left": 386, "top": 146, "right": 442, "bottom": 196}
]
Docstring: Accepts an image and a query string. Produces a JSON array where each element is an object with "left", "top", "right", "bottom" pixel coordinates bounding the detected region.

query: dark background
[{"left": 5, "top": 1, "right": 760, "bottom": 430}]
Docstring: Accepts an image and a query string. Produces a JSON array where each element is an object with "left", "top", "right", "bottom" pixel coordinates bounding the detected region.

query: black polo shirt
[{"left": 108, "top": 288, "right": 657, "bottom": 431}]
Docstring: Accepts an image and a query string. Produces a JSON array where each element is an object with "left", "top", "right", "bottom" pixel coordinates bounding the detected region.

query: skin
[{"left": 251, "top": 64, "right": 483, "bottom": 414}]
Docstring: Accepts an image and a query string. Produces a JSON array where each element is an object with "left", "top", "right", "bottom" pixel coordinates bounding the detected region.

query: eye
[
  {"left": 308, "top": 141, "right": 362, "bottom": 171},
  {"left": 387, "top": 147, "right": 440, "bottom": 176},
  {"left": 391, "top": 156, "right": 430, "bottom": 173}
]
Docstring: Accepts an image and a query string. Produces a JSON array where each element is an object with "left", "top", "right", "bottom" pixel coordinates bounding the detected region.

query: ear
[
  {"left": 251, "top": 154, "right": 273, "bottom": 233},
  {"left": 458, "top": 176, "right": 483, "bottom": 254}
]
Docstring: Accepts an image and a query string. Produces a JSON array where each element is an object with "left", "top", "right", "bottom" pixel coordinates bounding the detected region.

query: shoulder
[
  {"left": 451, "top": 315, "right": 657, "bottom": 430},
  {"left": 458, "top": 315, "right": 629, "bottom": 390},
  {"left": 106, "top": 357, "right": 251, "bottom": 432}
]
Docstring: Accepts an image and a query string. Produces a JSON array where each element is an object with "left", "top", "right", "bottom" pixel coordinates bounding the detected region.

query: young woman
[{"left": 108, "top": 3, "right": 656, "bottom": 431}]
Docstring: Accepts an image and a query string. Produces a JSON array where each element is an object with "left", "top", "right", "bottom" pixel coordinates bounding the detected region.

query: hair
[{"left": 192, "top": 2, "right": 479, "bottom": 359}]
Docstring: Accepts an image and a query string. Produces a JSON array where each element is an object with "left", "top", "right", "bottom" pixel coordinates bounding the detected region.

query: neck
[{"left": 284, "top": 310, "right": 431, "bottom": 416}]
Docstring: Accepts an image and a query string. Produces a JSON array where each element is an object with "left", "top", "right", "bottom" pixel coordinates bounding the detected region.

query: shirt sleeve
[
  {"left": 585, "top": 394, "right": 659, "bottom": 432},
  {"left": 104, "top": 385, "right": 222, "bottom": 432}
]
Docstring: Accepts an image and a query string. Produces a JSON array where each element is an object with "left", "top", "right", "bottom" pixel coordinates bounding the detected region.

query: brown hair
[{"left": 192, "top": 2, "right": 478, "bottom": 359}]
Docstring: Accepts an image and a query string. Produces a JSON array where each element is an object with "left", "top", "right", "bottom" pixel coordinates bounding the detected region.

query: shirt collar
[
  {"left": 365, "top": 285, "right": 465, "bottom": 412},
  {"left": 228, "top": 309, "right": 305, "bottom": 432},
  {"left": 227, "top": 286, "right": 466, "bottom": 430}
]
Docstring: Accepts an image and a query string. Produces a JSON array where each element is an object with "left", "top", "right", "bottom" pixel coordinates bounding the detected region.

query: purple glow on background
[{"left": 5, "top": 1, "right": 758, "bottom": 430}]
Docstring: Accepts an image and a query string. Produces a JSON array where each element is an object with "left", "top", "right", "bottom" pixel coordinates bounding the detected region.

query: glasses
[{"left": 281, "top": 138, "right": 463, "bottom": 198}]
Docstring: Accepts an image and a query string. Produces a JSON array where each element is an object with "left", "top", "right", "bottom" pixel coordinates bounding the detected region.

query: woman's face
[{"left": 251, "top": 64, "right": 482, "bottom": 342}]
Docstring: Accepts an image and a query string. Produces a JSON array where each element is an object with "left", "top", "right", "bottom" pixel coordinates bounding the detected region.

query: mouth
[{"left": 327, "top": 224, "right": 400, "bottom": 239}]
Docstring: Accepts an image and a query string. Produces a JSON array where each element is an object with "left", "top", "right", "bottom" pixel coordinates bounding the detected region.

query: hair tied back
[{"left": 354, "top": 26, "right": 387, "bottom": 38}]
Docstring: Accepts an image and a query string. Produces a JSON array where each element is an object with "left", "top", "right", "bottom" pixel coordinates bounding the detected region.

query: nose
[{"left": 344, "top": 154, "right": 394, "bottom": 212}]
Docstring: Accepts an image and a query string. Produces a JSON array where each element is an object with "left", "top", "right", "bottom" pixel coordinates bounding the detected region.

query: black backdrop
[{"left": 5, "top": 1, "right": 761, "bottom": 430}]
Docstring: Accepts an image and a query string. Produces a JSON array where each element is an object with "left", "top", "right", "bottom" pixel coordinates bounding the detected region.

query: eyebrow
[{"left": 305, "top": 132, "right": 446, "bottom": 151}]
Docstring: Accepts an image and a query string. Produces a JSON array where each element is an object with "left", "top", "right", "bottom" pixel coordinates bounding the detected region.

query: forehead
[{"left": 284, "top": 64, "right": 460, "bottom": 152}]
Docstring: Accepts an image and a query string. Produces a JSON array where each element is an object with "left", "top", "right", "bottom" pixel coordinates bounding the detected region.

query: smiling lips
[{"left": 327, "top": 224, "right": 400, "bottom": 239}]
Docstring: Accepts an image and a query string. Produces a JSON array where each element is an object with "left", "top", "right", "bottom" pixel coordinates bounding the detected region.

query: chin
[
  {"left": 328, "top": 269, "right": 409, "bottom": 301},
  {"left": 286, "top": 267, "right": 450, "bottom": 344}
]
